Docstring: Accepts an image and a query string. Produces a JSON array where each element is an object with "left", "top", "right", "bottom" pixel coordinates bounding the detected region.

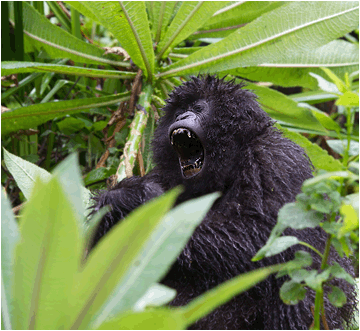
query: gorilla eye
[{"left": 193, "top": 104, "right": 202, "bottom": 113}]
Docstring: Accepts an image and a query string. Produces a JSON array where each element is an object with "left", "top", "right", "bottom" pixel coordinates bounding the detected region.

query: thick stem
[
  {"left": 312, "top": 214, "right": 334, "bottom": 329},
  {"left": 313, "top": 288, "right": 323, "bottom": 330},
  {"left": 116, "top": 84, "right": 152, "bottom": 181}
]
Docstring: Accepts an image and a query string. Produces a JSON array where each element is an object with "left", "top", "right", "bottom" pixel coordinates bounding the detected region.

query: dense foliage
[{"left": 1, "top": 1, "right": 359, "bottom": 329}]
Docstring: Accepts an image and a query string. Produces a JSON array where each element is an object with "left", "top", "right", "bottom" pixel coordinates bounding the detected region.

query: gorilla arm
[{"left": 89, "top": 173, "right": 164, "bottom": 248}]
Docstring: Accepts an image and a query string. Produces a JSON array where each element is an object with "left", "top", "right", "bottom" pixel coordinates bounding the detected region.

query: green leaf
[
  {"left": 264, "top": 236, "right": 300, "bottom": 258},
  {"left": 327, "top": 139, "right": 359, "bottom": 156},
  {"left": 298, "top": 103, "right": 341, "bottom": 132},
  {"left": 321, "top": 67, "right": 347, "bottom": 93},
  {"left": 3, "top": 148, "right": 51, "bottom": 200},
  {"left": 64, "top": 1, "right": 101, "bottom": 24},
  {"left": 79, "top": 2, "right": 154, "bottom": 78},
  {"left": 247, "top": 83, "right": 327, "bottom": 133},
  {"left": 2, "top": 92, "right": 130, "bottom": 135},
  {"left": 1, "top": 61, "right": 136, "bottom": 79},
  {"left": 133, "top": 284, "right": 177, "bottom": 312},
  {"left": 290, "top": 90, "right": 338, "bottom": 104},
  {"left": 46, "top": 1, "right": 71, "bottom": 32},
  {"left": 339, "top": 204, "right": 359, "bottom": 238},
  {"left": 150, "top": 2, "right": 177, "bottom": 43},
  {"left": 277, "top": 202, "right": 324, "bottom": 230},
  {"left": 91, "top": 192, "right": 220, "bottom": 328},
  {"left": 223, "top": 41, "right": 359, "bottom": 89},
  {"left": 1, "top": 191, "right": 20, "bottom": 330},
  {"left": 156, "top": 2, "right": 224, "bottom": 59},
  {"left": 276, "top": 251, "right": 313, "bottom": 277},
  {"left": 289, "top": 269, "right": 314, "bottom": 283},
  {"left": 97, "top": 308, "right": 186, "bottom": 330},
  {"left": 84, "top": 168, "right": 112, "bottom": 186},
  {"left": 343, "top": 193, "right": 359, "bottom": 216},
  {"left": 52, "top": 154, "right": 92, "bottom": 230},
  {"left": 9, "top": 2, "right": 127, "bottom": 67},
  {"left": 309, "top": 72, "right": 340, "bottom": 94},
  {"left": 280, "top": 280, "right": 307, "bottom": 305},
  {"left": 328, "top": 286, "right": 347, "bottom": 308},
  {"left": 13, "top": 177, "right": 82, "bottom": 329},
  {"left": 3, "top": 150, "right": 92, "bottom": 224},
  {"left": 158, "top": 2, "right": 359, "bottom": 78},
  {"left": 68, "top": 188, "right": 182, "bottom": 329},
  {"left": 336, "top": 91, "right": 360, "bottom": 106},
  {"left": 304, "top": 269, "right": 331, "bottom": 291},
  {"left": 302, "top": 171, "right": 353, "bottom": 187},
  {"left": 329, "top": 262, "right": 355, "bottom": 285},
  {"left": 56, "top": 117, "right": 85, "bottom": 134},
  {"left": 279, "top": 126, "right": 344, "bottom": 172},
  {"left": 191, "top": 2, "right": 284, "bottom": 40}
]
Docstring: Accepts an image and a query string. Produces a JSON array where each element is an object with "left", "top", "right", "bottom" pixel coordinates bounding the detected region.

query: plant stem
[
  {"left": 116, "top": 84, "right": 152, "bottom": 181},
  {"left": 312, "top": 214, "right": 334, "bottom": 329},
  {"left": 320, "top": 233, "right": 333, "bottom": 270},
  {"left": 313, "top": 288, "right": 323, "bottom": 329},
  {"left": 298, "top": 241, "right": 324, "bottom": 258}
]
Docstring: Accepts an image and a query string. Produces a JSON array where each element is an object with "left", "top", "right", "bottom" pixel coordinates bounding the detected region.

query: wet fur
[{"left": 91, "top": 76, "right": 356, "bottom": 329}]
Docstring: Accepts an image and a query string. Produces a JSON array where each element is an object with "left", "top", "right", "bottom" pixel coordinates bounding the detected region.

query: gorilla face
[{"left": 168, "top": 100, "right": 209, "bottom": 179}]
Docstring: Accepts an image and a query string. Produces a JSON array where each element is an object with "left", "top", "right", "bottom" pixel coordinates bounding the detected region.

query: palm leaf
[
  {"left": 78, "top": 2, "right": 154, "bottom": 78},
  {"left": 158, "top": 2, "right": 359, "bottom": 78}
]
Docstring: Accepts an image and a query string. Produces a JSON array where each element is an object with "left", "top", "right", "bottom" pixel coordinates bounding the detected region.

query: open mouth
[{"left": 170, "top": 128, "right": 204, "bottom": 179}]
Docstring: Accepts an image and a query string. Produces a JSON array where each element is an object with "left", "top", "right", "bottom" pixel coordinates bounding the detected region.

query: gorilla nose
[{"left": 176, "top": 111, "right": 196, "bottom": 122}]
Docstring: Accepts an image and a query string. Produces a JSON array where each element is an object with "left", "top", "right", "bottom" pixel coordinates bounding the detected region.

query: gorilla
[{"left": 90, "top": 76, "right": 356, "bottom": 329}]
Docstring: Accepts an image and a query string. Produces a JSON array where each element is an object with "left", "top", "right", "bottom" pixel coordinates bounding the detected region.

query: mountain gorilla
[{"left": 90, "top": 76, "right": 356, "bottom": 329}]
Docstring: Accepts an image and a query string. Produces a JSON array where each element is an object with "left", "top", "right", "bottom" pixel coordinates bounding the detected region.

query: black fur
[{"left": 90, "top": 76, "right": 356, "bottom": 329}]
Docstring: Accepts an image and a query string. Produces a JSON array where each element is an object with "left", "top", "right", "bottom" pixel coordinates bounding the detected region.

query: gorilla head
[{"left": 153, "top": 76, "right": 281, "bottom": 198}]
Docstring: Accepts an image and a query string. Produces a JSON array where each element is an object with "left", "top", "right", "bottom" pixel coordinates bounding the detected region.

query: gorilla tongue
[{"left": 170, "top": 128, "right": 204, "bottom": 179}]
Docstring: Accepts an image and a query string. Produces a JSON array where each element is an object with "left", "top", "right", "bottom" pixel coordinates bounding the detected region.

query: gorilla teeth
[{"left": 170, "top": 127, "right": 204, "bottom": 179}]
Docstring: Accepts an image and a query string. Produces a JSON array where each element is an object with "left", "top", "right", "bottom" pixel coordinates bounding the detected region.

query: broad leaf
[
  {"left": 328, "top": 286, "right": 347, "bottom": 308},
  {"left": 2, "top": 92, "right": 130, "bottom": 135},
  {"left": 8, "top": 2, "right": 127, "bottom": 67},
  {"left": 262, "top": 236, "right": 300, "bottom": 258},
  {"left": 3, "top": 148, "right": 51, "bottom": 200},
  {"left": 1, "top": 191, "right": 20, "bottom": 330},
  {"left": 67, "top": 188, "right": 181, "bottom": 329},
  {"left": 280, "top": 126, "right": 344, "bottom": 172},
  {"left": 98, "top": 308, "right": 186, "bottom": 330},
  {"left": 309, "top": 73, "right": 340, "bottom": 94},
  {"left": 78, "top": 2, "right": 154, "bottom": 78},
  {"left": 280, "top": 280, "right": 307, "bottom": 305},
  {"left": 327, "top": 139, "right": 359, "bottom": 156},
  {"left": 246, "top": 83, "right": 327, "bottom": 133},
  {"left": 1, "top": 61, "right": 136, "bottom": 79},
  {"left": 91, "top": 192, "right": 220, "bottom": 328},
  {"left": 158, "top": 2, "right": 359, "bottom": 78},
  {"left": 156, "top": 2, "right": 224, "bottom": 59},
  {"left": 277, "top": 202, "right": 324, "bottom": 230},
  {"left": 133, "top": 284, "right": 177, "bottom": 312},
  {"left": 190, "top": 1, "right": 285, "bottom": 40},
  {"left": 298, "top": 103, "right": 341, "bottom": 132},
  {"left": 52, "top": 154, "right": 92, "bottom": 227},
  {"left": 3, "top": 150, "right": 92, "bottom": 225},
  {"left": 13, "top": 178, "right": 81, "bottom": 329},
  {"left": 149, "top": 2, "right": 177, "bottom": 43},
  {"left": 336, "top": 91, "right": 359, "bottom": 106},
  {"left": 223, "top": 41, "right": 358, "bottom": 89}
]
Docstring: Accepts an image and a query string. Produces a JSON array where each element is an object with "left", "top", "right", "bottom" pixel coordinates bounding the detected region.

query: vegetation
[{"left": 1, "top": 1, "right": 359, "bottom": 329}]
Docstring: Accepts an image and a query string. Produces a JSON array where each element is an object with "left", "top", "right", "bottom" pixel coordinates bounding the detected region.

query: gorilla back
[{"left": 91, "top": 76, "right": 356, "bottom": 329}]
